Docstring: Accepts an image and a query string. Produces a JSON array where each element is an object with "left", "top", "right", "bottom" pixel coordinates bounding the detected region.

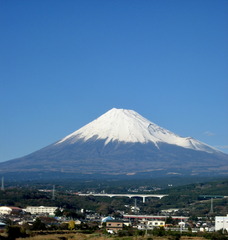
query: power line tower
[
  {"left": 1, "top": 177, "right": 4, "bottom": 191},
  {"left": 52, "top": 185, "right": 55, "bottom": 200},
  {"left": 209, "top": 198, "right": 214, "bottom": 214}
]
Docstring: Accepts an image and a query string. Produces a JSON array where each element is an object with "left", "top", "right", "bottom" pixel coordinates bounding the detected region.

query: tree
[
  {"left": 68, "top": 220, "right": 75, "bottom": 230},
  {"left": 6, "top": 225, "right": 27, "bottom": 240},
  {"left": 165, "top": 216, "right": 176, "bottom": 225},
  {"left": 31, "top": 218, "right": 46, "bottom": 230},
  {"left": 54, "top": 208, "right": 63, "bottom": 217}
]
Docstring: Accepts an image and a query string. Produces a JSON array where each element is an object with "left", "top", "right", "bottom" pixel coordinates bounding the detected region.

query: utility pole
[
  {"left": 134, "top": 199, "right": 137, "bottom": 214},
  {"left": 180, "top": 216, "right": 182, "bottom": 234},
  {"left": 1, "top": 177, "right": 4, "bottom": 191}
]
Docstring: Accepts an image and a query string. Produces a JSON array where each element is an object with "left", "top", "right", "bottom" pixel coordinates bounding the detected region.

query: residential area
[
  {"left": 0, "top": 179, "right": 227, "bottom": 239},
  {"left": 0, "top": 203, "right": 227, "bottom": 239}
]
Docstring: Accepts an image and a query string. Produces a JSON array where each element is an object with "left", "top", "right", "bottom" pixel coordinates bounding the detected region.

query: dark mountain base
[
  {"left": 1, "top": 140, "right": 227, "bottom": 177},
  {"left": 1, "top": 169, "right": 227, "bottom": 183}
]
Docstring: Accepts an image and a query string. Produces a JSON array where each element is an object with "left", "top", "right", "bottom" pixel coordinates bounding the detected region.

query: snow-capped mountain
[
  {"left": 0, "top": 108, "right": 227, "bottom": 178},
  {"left": 56, "top": 108, "right": 217, "bottom": 153}
]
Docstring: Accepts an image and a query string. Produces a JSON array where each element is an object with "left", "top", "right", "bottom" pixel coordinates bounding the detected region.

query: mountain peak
[{"left": 56, "top": 108, "right": 217, "bottom": 153}]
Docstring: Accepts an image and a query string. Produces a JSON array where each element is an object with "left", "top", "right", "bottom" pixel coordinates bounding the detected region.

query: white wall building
[
  {"left": 0, "top": 206, "right": 22, "bottom": 215},
  {"left": 147, "top": 220, "right": 165, "bottom": 228},
  {"left": 26, "top": 206, "right": 57, "bottom": 215},
  {"left": 215, "top": 215, "right": 228, "bottom": 232},
  {"left": 137, "top": 220, "right": 165, "bottom": 230},
  {"left": 0, "top": 207, "right": 12, "bottom": 215}
]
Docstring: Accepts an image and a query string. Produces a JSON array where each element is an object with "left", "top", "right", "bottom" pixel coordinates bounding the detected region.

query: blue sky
[{"left": 0, "top": 0, "right": 228, "bottom": 162}]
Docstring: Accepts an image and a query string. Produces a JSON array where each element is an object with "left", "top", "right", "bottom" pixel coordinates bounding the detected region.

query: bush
[
  {"left": 117, "top": 229, "right": 133, "bottom": 237},
  {"left": 152, "top": 227, "right": 166, "bottom": 236},
  {"left": 6, "top": 225, "right": 27, "bottom": 240},
  {"left": 31, "top": 218, "right": 46, "bottom": 230}
]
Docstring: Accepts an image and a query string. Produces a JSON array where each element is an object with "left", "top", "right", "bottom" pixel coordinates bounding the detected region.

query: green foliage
[
  {"left": 54, "top": 208, "right": 63, "bottom": 216},
  {"left": 31, "top": 218, "right": 46, "bottom": 230},
  {"left": 201, "top": 231, "right": 228, "bottom": 240},
  {"left": 165, "top": 216, "right": 176, "bottom": 225},
  {"left": 0, "top": 177, "right": 227, "bottom": 220},
  {"left": 59, "top": 223, "right": 68, "bottom": 230},
  {"left": 117, "top": 229, "right": 134, "bottom": 237},
  {"left": 6, "top": 225, "right": 27, "bottom": 240},
  {"left": 151, "top": 227, "right": 166, "bottom": 236}
]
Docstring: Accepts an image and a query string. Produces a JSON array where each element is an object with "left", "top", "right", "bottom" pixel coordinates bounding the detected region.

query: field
[{"left": 16, "top": 233, "right": 208, "bottom": 240}]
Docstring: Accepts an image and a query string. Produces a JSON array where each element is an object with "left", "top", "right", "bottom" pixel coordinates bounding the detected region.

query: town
[{"left": 0, "top": 178, "right": 227, "bottom": 239}]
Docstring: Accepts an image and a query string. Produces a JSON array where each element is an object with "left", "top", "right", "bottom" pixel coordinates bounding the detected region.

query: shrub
[{"left": 6, "top": 225, "right": 27, "bottom": 240}]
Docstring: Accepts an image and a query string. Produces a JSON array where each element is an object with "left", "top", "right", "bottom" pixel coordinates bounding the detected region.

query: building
[
  {"left": 123, "top": 214, "right": 188, "bottom": 221},
  {"left": 106, "top": 220, "right": 124, "bottom": 233},
  {"left": 101, "top": 216, "right": 114, "bottom": 222},
  {"left": 215, "top": 215, "right": 228, "bottom": 232},
  {"left": 0, "top": 206, "right": 13, "bottom": 215},
  {"left": 161, "top": 208, "right": 179, "bottom": 214},
  {"left": 26, "top": 206, "right": 57, "bottom": 215},
  {"left": 148, "top": 220, "right": 165, "bottom": 228},
  {"left": 0, "top": 206, "right": 22, "bottom": 215},
  {"left": 0, "top": 222, "right": 6, "bottom": 229},
  {"left": 137, "top": 220, "right": 165, "bottom": 230}
]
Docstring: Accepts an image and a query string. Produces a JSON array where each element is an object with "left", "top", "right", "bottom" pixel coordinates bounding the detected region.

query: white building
[
  {"left": 26, "top": 206, "right": 57, "bottom": 215},
  {"left": 215, "top": 215, "right": 228, "bottom": 232},
  {"left": 0, "top": 206, "right": 22, "bottom": 215},
  {"left": 147, "top": 220, "right": 165, "bottom": 228},
  {"left": 0, "top": 206, "right": 12, "bottom": 215},
  {"left": 137, "top": 220, "right": 165, "bottom": 230},
  {"left": 161, "top": 208, "right": 179, "bottom": 214}
]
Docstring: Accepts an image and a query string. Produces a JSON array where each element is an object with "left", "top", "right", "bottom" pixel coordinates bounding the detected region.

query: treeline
[{"left": 0, "top": 178, "right": 227, "bottom": 216}]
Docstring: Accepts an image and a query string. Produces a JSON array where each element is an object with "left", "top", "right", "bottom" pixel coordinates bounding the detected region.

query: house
[{"left": 106, "top": 220, "right": 124, "bottom": 233}]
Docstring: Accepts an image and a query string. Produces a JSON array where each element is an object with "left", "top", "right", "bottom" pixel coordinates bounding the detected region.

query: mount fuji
[{"left": 1, "top": 108, "right": 227, "bottom": 177}]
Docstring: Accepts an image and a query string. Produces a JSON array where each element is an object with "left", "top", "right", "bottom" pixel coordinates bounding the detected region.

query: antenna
[
  {"left": 52, "top": 185, "right": 55, "bottom": 200},
  {"left": 1, "top": 177, "right": 4, "bottom": 191}
]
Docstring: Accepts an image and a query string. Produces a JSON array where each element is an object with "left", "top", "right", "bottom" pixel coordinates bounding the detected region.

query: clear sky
[{"left": 0, "top": 0, "right": 228, "bottom": 162}]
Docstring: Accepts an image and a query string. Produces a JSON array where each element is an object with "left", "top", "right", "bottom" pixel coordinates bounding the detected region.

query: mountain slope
[{"left": 0, "top": 108, "right": 227, "bottom": 177}]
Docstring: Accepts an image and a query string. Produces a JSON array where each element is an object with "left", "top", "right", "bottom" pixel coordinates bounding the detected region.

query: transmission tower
[
  {"left": 1, "top": 177, "right": 4, "bottom": 191},
  {"left": 52, "top": 185, "right": 55, "bottom": 200},
  {"left": 209, "top": 198, "right": 213, "bottom": 214}
]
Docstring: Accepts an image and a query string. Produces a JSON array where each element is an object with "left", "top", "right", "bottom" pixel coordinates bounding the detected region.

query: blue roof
[{"left": 102, "top": 216, "right": 114, "bottom": 222}]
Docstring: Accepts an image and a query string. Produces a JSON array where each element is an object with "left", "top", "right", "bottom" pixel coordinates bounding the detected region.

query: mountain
[{"left": 0, "top": 108, "right": 227, "bottom": 177}]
